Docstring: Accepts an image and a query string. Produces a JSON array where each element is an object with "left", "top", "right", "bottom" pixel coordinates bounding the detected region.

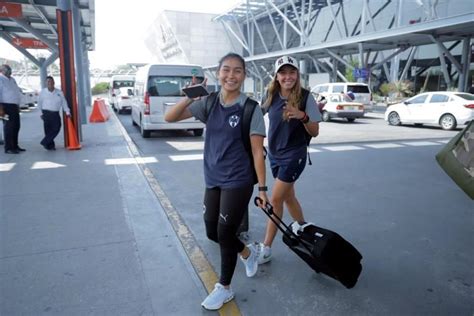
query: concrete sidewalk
[{"left": 0, "top": 106, "right": 208, "bottom": 315}]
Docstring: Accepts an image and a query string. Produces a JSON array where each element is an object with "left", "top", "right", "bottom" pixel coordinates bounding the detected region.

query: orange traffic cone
[
  {"left": 98, "top": 99, "right": 110, "bottom": 120},
  {"left": 66, "top": 116, "right": 81, "bottom": 150},
  {"left": 89, "top": 98, "right": 107, "bottom": 122}
]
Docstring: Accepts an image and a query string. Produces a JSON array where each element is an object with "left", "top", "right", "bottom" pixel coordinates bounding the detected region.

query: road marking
[
  {"left": 365, "top": 143, "right": 404, "bottom": 149},
  {"left": 322, "top": 145, "right": 364, "bottom": 151},
  {"left": 0, "top": 163, "right": 15, "bottom": 172},
  {"left": 169, "top": 154, "right": 203, "bottom": 161},
  {"left": 401, "top": 141, "right": 439, "bottom": 146},
  {"left": 163, "top": 139, "right": 449, "bottom": 161},
  {"left": 1, "top": 138, "right": 449, "bottom": 173},
  {"left": 167, "top": 141, "right": 204, "bottom": 151},
  {"left": 104, "top": 157, "right": 158, "bottom": 165},
  {"left": 31, "top": 161, "right": 66, "bottom": 170}
]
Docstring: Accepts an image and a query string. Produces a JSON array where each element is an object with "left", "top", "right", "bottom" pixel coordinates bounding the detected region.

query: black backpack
[
  {"left": 297, "top": 88, "right": 313, "bottom": 146},
  {"left": 204, "top": 92, "right": 259, "bottom": 184}
]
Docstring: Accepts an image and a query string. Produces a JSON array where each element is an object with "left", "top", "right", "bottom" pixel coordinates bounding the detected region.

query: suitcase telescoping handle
[
  {"left": 254, "top": 197, "right": 295, "bottom": 235},
  {"left": 254, "top": 197, "right": 314, "bottom": 254}
]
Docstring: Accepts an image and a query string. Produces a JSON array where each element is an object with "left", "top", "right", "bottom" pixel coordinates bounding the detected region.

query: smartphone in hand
[{"left": 182, "top": 84, "right": 209, "bottom": 98}]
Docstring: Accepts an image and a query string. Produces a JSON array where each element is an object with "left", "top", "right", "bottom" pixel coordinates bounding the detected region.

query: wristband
[
  {"left": 258, "top": 186, "right": 268, "bottom": 192},
  {"left": 300, "top": 113, "right": 309, "bottom": 124}
]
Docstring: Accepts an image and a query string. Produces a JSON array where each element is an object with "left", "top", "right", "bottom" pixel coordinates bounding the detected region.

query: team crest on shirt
[{"left": 229, "top": 115, "right": 240, "bottom": 128}]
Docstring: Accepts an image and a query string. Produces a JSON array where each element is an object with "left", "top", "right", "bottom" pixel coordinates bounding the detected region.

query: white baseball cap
[{"left": 274, "top": 55, "right": 299, "bottom": 73}]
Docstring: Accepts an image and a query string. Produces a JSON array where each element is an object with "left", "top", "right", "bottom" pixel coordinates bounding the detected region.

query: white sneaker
[
  {"left": 257, "top": 242, "right": 272, "bottom": 264},
  {"left": 240, "top": 243, "right": 259, "bottom": 277},
  {"left": 201, "top": 283, "right": 234, "bottom": 310}
]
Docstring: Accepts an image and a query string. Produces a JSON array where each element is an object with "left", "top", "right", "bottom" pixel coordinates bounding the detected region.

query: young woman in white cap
[
  {"left": 165, "top": 52, "right": 268, "bottom": 311},
  {"left": 257, "top": 55, "right": 321, "bottom": 264}
]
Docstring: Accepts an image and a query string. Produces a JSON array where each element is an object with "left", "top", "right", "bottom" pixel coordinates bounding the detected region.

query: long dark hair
[{"left": 217, "top": 53, "right": 246, "bottom": 73}]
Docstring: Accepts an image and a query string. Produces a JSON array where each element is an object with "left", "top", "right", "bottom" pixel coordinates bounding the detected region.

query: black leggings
[{"left": 203, "top": 185, "right": 253, "bottom": 286}]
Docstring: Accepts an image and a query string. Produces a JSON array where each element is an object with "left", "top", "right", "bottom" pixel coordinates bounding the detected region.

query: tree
[
  {"left": 389, "top": 80, "right": 413, "bottom": 98},
  {"left": 344, "top": 58, "right": 359, "bottom": 82},
  {"left": 379, "top": 83, "right": 392, "bottom": 96},
  {"left": 91, "top": 82, "right": 109, "bottom": 95}
]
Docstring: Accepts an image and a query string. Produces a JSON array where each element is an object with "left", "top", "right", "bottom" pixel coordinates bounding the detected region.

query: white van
[
  {"left": 311, "top": 82, "right": 372, "bottom": 111},
  {"left": 108, "top": 75, "right": 135, "bottom": 111},
  {"left": 131, "top": 64, "right": 205, "bottom": 138}
]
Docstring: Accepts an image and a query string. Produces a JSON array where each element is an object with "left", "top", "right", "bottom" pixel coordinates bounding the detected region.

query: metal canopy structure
[
  {"left": 239, "top": 14, "right": 473, "bottom": 59},
  {"left": 0, "top": 0, "right": 95, "bottom": 53},
  {"left": 216, "top": 0, "right": 343, "bottom": 22},
  {"left": 1, "top": 0, "right": 96, "bottom": 129},
  {"left": 212, "top": 0, "right": 474, "bottom": 94}
]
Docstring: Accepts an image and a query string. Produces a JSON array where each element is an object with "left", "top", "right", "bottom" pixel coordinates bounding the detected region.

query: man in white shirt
[
  {"left": 38, "top": 76, "right": 70, "bottom": 150},
  {"left": 0, "top": 64, "right": 25, "bottom": 154}
]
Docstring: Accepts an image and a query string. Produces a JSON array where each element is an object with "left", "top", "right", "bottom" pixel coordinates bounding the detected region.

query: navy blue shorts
[{"left": 270, "top": 154, "right": 307, "bottom": 183}]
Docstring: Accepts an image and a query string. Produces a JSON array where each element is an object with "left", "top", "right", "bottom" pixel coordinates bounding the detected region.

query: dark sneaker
[{"left": 5, "top": 149, "right": 20, "bottom": 154}]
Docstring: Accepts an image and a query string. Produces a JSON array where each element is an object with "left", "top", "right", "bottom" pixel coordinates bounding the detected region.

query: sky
[{"left": 0, "top": 0, "right": 240, "bottom": 69}]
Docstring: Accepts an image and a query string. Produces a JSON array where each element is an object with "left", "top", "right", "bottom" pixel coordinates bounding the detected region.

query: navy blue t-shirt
[
  {"left": 189, "top": 93, "right": 266, "bottom": 189},
  {"left": 266, "top": 93, "right": 309, "bottom": 163}
]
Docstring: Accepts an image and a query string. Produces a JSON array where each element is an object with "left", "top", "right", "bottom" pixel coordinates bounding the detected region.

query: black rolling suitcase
[{"left": 254, "top": 198, "right": 362, "bottom": 289}]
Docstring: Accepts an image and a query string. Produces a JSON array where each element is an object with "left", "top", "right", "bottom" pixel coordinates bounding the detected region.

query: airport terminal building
[{"left": 146, "top": 0, "right": 473, "bottom": 97}]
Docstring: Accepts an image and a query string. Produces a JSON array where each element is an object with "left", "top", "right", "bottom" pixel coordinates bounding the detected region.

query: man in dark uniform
[
  {"left": 38, "top": 76, "right": 70, "bottom": 150},
  {"left": 0, "top": 64, "right": 25, "bottom": 154}
]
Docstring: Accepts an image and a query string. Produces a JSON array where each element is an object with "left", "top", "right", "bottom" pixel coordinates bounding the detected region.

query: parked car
[
  {"left": 384, "top": 91, "right": 474, "bottom": 130},
  {"left": 113, "top": 87, "right": 134, "bottom": 114},
  {"left": 19, "top": 86, "right": 38, "bottom": 109},
  {"left": 311, "top": 82, "right": 372, "bottom": 111},
  {"left": 319, "top": 93, "right": 365, "bottom": 122},
  {"left": 108, "top": 75, "right": 135, "bottom": 107}
]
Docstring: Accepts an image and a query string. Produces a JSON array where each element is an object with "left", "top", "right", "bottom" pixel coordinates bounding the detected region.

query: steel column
[
  {"left": 458, "top": 37, "right": 471, "bottom": 91},
  {"left": 72, "top": 1, "right": 87, "bottom": 125}
]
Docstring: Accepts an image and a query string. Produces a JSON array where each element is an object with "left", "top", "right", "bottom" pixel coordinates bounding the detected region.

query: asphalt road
[{"left": 117, "top": 110, "right": 473, "bottom": 315}]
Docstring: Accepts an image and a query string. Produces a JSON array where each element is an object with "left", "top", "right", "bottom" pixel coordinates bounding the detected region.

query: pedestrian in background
[
  {"left": 164, "top": 52, "right": 268, "bottom": 311},
  {"left": 38, "top": 76, "right": 70, "bottom": 150},
  {"left": 469, "top": 83, "right": 474, "bottom": 94},
  {"left": 257, "top": 55, "right": 321, "bottom": 264},
  {"left": 0, "top": 64, "right": 25, "bottom": 154}
]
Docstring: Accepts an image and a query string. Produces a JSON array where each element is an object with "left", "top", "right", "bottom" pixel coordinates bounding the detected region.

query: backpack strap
[
  {"left": 299, "top": 88, "right": 310, "bottom": 111},
  {"left": 300, "top": 88, "right": 313, "bottom": 165},
  {"left": 241, "top": 97, "right": 259, "bottom": 184},
  {"left": 241, "top": 97, "right": 258, "bottom": 153},
  {"left": 204, "top": 92, "right": 219, "bottom": 121}
]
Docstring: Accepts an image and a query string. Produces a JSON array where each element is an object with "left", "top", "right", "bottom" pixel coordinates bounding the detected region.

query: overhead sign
[
  {"left": 0, "top": 3, "right": 22, "bottom": 18},
  {"left": 353, "top": 67, "right": 370, "bottom": 79},
  {"left": 12, "top": 37, "right": 48, "bottom": 49}
]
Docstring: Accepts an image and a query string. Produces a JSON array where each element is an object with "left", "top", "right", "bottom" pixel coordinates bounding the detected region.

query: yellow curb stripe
[{"left": 112, "top": 113, "right": 241, "bottom": 316}]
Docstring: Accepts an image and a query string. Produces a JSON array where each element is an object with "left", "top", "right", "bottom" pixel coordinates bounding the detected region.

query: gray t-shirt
[{"left": 189, "top": 92, "right": 266, "bottom": 137}]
